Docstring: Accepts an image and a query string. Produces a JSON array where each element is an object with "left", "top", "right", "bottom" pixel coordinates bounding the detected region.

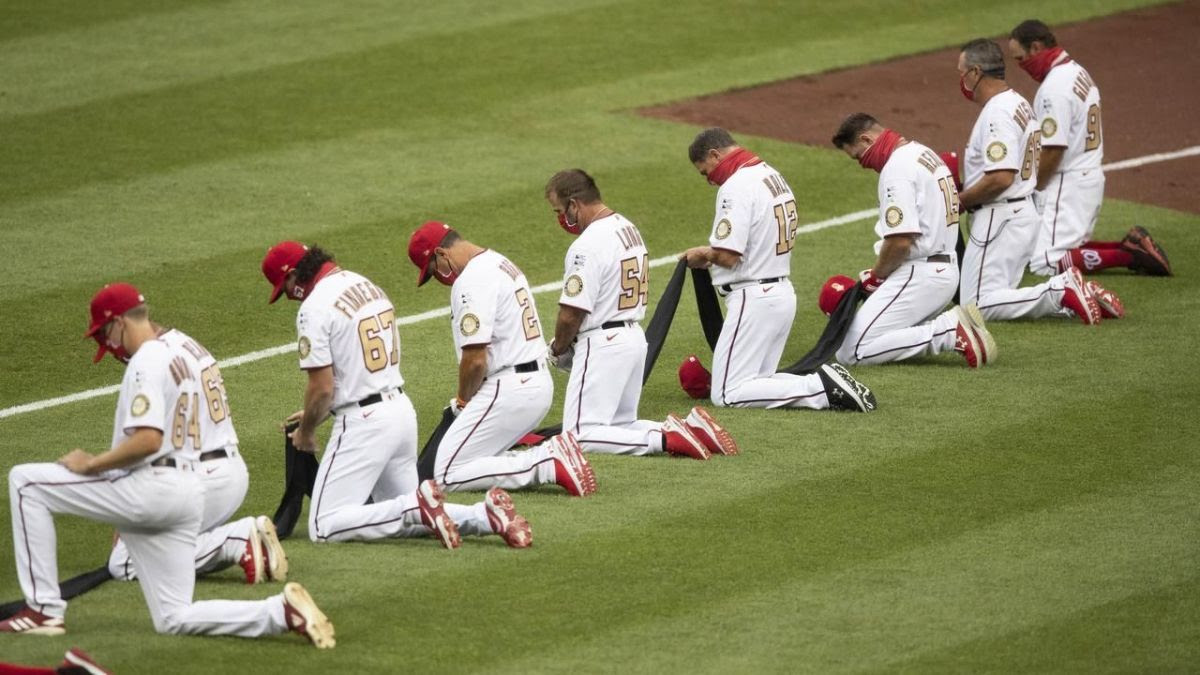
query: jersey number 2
[{"left": 515, "top": 289, "right": 542, "bottom": 340}]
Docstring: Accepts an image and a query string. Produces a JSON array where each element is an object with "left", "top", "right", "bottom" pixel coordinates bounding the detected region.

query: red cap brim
[
  {"left": 269, "top": 280, "right": 287, "bottom": 303},
  {"left": 417, "top": 265, "right": 432, "bottom": 286}
]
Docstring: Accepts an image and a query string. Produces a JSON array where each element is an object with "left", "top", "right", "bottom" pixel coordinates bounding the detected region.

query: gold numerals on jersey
[
  {"left": 514, "top": 288, "right": 542, "bottom": 341},
  {"left": 1021, "top": 130, "right": 1043, "bottom": 181},
  {"left": 618, "top": 255, "right": 649, "bottom": 310},
  {"left": 772, "top": 199, "right": 798, "bottom": 255},
  {"left": 358, "top": 309, "right": 399, "bottom": 373},
  {"left": 1085, "top": 103, "right": 1102, "bottom": 152},
  {"left": 937, "top": 177, "right": 960, "bottom": 228},
  {"left": 171, "top": 393, "right": 202, "bottom": 450},
  {"left": 201, "top": 364, "right": 230, "bottom": 424}
]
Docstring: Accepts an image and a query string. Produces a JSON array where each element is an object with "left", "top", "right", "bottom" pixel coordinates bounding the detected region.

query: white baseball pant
[
  {"left": 564, "top": 324, "right": 662, "bottom": 456},
  {"left": 435, "top": 367, "right": 559, "bottom": 492},
  {"left": 1029, "top": 169, "right": 1105, "bottom": 276},
  {"left": 309, "top": 391, "right": 493, "bottom": 541},
  {"left": 962, "top": 200, "right": 1074, "bottom": 321},
  {"left": 711, "top": 282, "right": 829, "bottom": 409},
  {"left": 837, "top": 261, "right": 960, "bottom": 365},
  {"left": 109, "top": 449, "right": 253, "bottom": 580},
  {"left": 9, "top": 462, "right": 290, "bottom": 636}
]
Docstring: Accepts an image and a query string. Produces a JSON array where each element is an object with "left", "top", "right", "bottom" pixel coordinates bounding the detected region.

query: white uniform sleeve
[
  {"left": 123, "top": 350, "right": 170, "bottom": 435},
  {"left": 558, "top": 246, "right": 598, "bottom": 314},
  {"left": 877, "top": 174, "right": 921, "bottom": 237},
  {"left": 1037, "top": 88, "right": 1073, "bottom": 148},
  {"left": 296, "top": 305, "right": 332, "bottom": 369},
  {"left": 455, "top": 283, "right": 496, "bottom": 347},
  {"left": 981, "top": 111, "right": 1022, "bottom": 173},
  {"left": 708, "top": 186, "right": 751, "bottom": 254}
]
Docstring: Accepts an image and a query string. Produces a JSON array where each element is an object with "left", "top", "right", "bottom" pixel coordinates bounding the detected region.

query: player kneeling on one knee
[
  {"left": 407, "top": 222, "right": 598, "bottom": 497},
  {"left": 829, "top": 112, "right": 996, "bottom": 369},
  {"left": 543, "top": 169, "right": 738, "bottom": 459},
  {"left": 680, "top": 127, "right": 875, "bottom": 412}
]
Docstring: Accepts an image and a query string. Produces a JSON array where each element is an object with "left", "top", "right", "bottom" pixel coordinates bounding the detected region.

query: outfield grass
[{"left": 1, "top": 1, "right": 1197, "bottom": 672}]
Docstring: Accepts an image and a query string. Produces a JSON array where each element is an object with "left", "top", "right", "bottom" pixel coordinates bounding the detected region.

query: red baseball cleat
[
  {"left": 60, "top": 647, "right": 111, "bottom": 675},
  {"left": 0, "top": 605, "right": 65, "bottom": 635},
  {"left": 684, "top": 406, "right": 739, "bottom": 456},
  {"left": 954, "top": 304, "right": 995, "bottom": 368},
  {"left": 1085, "top": 280, "right": 1125, "bottom": 319},
  {"left": 239, "top": 522, "right": 265, "bottom": 584},
  {"left": 549, "top": 433, "right": 597, "bottom": 496},
  {"left": 282, "top": 582, "right": 335, "bottom": 649},
  {"left": 485, "top": 488, "right": 532, "bottom": 548},
  {"left": 1061, "top": 267, "right": 1102, "bottom": 325},
  {"left": 662, "top": 414, "right": 710, "bottom": 460},
  {"left": 416, "top": 480, "right": 461, "bottom": 549}
]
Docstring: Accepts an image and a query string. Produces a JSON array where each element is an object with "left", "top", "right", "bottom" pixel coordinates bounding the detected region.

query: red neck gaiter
[
  {"left": 293, "top": 262, "right": 339, "bottom": 300},
  {"left": 1019, "top": 46, "right": 1070, "bottom": 83},
  {"left": 858, "top": 129, "right": 905, "bottom": 173},
  {"left": 706, "top": 147, "right": 762, "bottom": 186}
]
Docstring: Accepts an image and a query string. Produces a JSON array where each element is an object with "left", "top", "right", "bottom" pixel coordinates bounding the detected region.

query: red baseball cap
[
  {"left": 818, "top": 274, "right": 856, "bottom": 316},
  {"left": 262, "top": 241, "right": 309, "bottom": 303},
  {"left": 407, "top": 221, "right": 453, "bottom": 286},
  {"left": 938, "top": 151, "right": 962, "bottom": 191},
  {"left": 678, "top": 355, "right": 712, "bottom": 400},
  {"left": 85, "top": 282, "right": 145, "bottom": 363}
]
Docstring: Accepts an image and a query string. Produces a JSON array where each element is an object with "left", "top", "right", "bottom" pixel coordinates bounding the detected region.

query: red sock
[
  {"left": 1063, "top": 247, "right": 1133, "bottom": 272},
  {"left": 0, "top": 664, "right": 56, "bottom": 675},
  {"left": 1081, "top": 239, "right": 1124, "bottom": 250}
]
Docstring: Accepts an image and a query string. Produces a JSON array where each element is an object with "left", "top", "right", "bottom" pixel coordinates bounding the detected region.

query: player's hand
[
  {"left": 281, "top": 409, "right": 304, "bottom": 432},
  {"left": 547, "top": 343, "right": 574, "bottom": 371},
  {"left": 680, "top": 247, "right": 712, "bottom": 269},
  {"left": 859, "top": 268, "right": 885, "bottom": 294},
  {"left": 58, "top": 449, "right": 94, "bottom": 475},
  {"left": 1032, "top": 190, "right": 1047, "bottom": 216},
  {"left": 288, "top": 427, "right": 318, "bottom": 454},
  {"left": 447, "top": 397, "right": 466, "bottom": 417}
]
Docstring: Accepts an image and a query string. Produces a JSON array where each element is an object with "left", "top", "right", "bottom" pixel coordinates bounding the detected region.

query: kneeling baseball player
[
  {"left": 544, "top": 169, "right": 738, "bottom": 459},
  {"left": 408, "top": 222, "right": 598, "bottom": 496},
  {"left": 829, "top": 113, "right": 996, "bottom": 367}
]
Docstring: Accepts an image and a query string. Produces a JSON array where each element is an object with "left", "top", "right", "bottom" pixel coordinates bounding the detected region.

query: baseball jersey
[
  {"left": 707, "top": 161, "right": 797, "bottom": 287},
  {"left": 1035, "top": 59, "right": 1103, "bottom": 172},
  {"left": 559, "top": 213, "right": 649, "bottom": 332},
  {"left": 451, "top": 249, "right": 546, "bottom": 375},
  {"left": 874, "top": 141, "right": 959, "bottom": 260},
  {"left": 111, "top": 338, "right": 213, "bottom": 469},
  {"left": 964, "top": 89, "right": 1039, "bottom": 201},
  {"left": 157, "top": 329, "right": 238, "bottom": 461},
  {"left": 297, "top": 268, "right": 405, "bottom": 410}
]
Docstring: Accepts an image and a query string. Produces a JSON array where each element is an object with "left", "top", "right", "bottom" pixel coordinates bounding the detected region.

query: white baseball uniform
[
  {"left": 1028, "top": 57, "right": 1106, "bottom": 275},
  {"left": 558, "top": 213, "right": 663, "bottom": 455},
  {"left": 433, "top": 250, "right": 562, "bottom": 491},
  {"left": 960, "top": 89, "right": 1077, "bottom": 321},
  {"left": 9, "top": 338, "right": 292, "bottom": 636},
  {"left": 109, "top": 328, "right": 256, "bottom": 581},
  {"left": 297, "top": 269, "right": 494, "bottom": 541},
  {"left": 707, "top": 161, "right": 830, "bottom": 409},
  {"left": 837, "top": 142, "right": 963, "bottom": 365}
]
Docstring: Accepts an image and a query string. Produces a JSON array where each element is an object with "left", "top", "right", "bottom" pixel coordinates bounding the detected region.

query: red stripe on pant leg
[
  {"left": 441, "top": 381, "right": 501, "bottom": 488},
  {"left": 719, "top": 290, "right": 748, "bottom": 407},
  {"left": 311, "top": 415, "right": 347, "bottom": 541}
]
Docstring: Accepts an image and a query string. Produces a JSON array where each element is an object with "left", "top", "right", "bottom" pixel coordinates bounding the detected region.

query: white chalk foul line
[{"left": 2, "top": 146, "right": 1194, "bottom": 421}]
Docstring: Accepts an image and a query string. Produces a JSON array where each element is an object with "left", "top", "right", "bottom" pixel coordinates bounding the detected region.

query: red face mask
[
  {"left": 857, "top": 129, "right": 905, "bottom": 173},
  {"left": 1019, "top": 46, "right": 1068, "bottom": 83},
  {"left": 287, "top": 261, "right": 339, "bottom": 301},
  {"left": 557, "top": 203, "right": 582, "bottom": 236},
  {"left": 959, "top": 69, "right": 979, "bottom": 101},
  {"left": 431, "top": 253, "right": 459, "bottom": 286}
]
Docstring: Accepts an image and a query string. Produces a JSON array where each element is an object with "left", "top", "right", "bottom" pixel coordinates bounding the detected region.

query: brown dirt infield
[{"left": 641, "top": 1, "right": 1200, "bottom": 214}]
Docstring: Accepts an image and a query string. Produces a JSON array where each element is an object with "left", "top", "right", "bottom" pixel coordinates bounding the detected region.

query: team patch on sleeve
[
  {"left": 298, "top": 336, "right": 311, "bottom": 359},
  {"left": 715, "top": 219, "right": 733, "bottom": 240},
  {"left": 1041, "top": 117, "right": 1058, "bottom": 138},
  {"left": 459, "top": 313, "right": 480, "bottom": 337},
  {"left": 986, "top": 142, "right": 1008, "bottom": 162},
  {"left": 130, "top": 394, "right": 150, "bottom": 417},
  {"left": 884, "top": 206, "right": 904, "bottom": 228},
  {"left": 564, "top": 274, "right": 584, "bottom": 297}
]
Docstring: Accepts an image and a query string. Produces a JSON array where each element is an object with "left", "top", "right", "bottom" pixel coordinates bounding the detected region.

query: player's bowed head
[
  {"left": 407, "top": 221, "right": 487, "bottom": 288},
  {"left": 85, "top": 282, "right": 151, "bottom": 365}
]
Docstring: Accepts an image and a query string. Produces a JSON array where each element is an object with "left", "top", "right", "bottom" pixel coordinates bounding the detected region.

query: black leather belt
[
  {"left": 199, "top": 448, "right": 232, "bottom": 462},
  {"left": 926, "top": 254, "right": 952, "bottom": 263},
  {"left": 967, "top": 196, "right": 1028, "bottom": 213},
  {"left": 150, "top": 457, "right": 180, "bottom": 468},
  {"left": 719, "top": 277, "right": 784, "bottom": 294},
  {"left": 357, "top": 386, "right": 404, "bottom": 408},
  {"left": 600, "top": 320, "right": 632, "bottom": 330},
  {"left": 513, "top": 360, "right": 539, "bottom": 373}
]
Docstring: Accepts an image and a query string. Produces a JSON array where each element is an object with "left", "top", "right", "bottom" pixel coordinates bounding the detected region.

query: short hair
[
  {"left": 1011, "top": 20, "right": 1057, "bottom": 50},
  {"left": 293, "top": 245, "right": 335, "bottom": 286},
  {"left": 124, "top": 305, "right": 149, "bottom": 322},
  {"left": 688, "top": 127, "right": 737, "bottom": 164},
  {"left": 438, "top": 230, "right": 460, "bottom": 249},
  {"left": 961, "top": 38, "right": 1006, "bottom": 79},
  {"left": 831, "top": 113, "right": 881, "bottom": 148},
  {"left": 545, "top": 169, "right": 602, "bottom": 206}
]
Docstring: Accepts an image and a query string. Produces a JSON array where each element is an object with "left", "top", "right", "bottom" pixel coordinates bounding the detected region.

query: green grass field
[{"left": 2, "top": 1, "right": 1197, "bottom": 671}]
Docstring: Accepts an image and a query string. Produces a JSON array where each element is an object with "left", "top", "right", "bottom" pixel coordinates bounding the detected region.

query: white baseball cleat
[
  {"left": 954, "top": 304, "right": 995, "bottom": 367},
  {"left": 239, "top": 521, "right": 266, "bottom": 584},
  {"left": 416, "top": 479, "right": 462, "bottom": 549},
  {"left": 684, "top": 406, "right": 739, "bottom": 456},
  {"left": 662, "top": 413, "right": 710, "bottom": 460},
  {"left": 1061, "top": 267, "right": 1102, "bottom": 325},
  {"left": 485, "top": 488, "right": 532, "bottom": 549},
  {"left": 282, "top": 582, "right": 336, "bottom": 649},
  {"left": 0, "top": 605, "right": 66, "bottom": 635},
  {"left": 549, "top": 433, "right": 597, "bottom": 496},
  {"left": 61, "top": 648, "right": 111, "bottom": 675},
  {"left": 256, "top": 515, "right": 289, "bottom": 582}
]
